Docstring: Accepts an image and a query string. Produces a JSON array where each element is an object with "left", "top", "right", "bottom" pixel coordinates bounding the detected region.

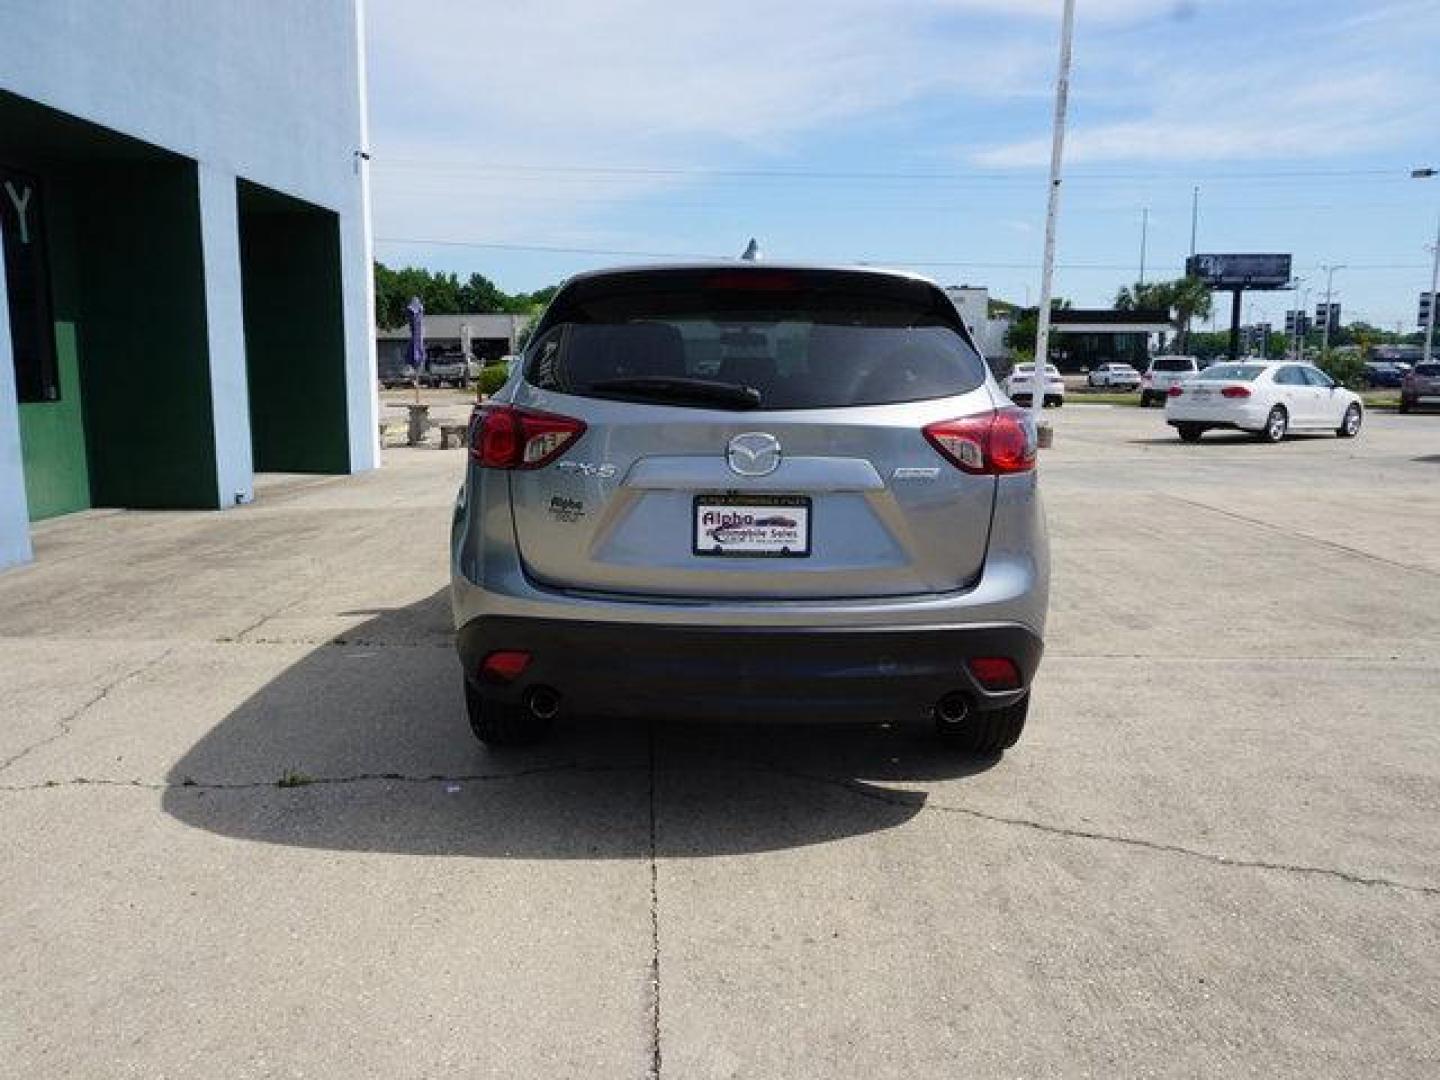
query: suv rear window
[
  {"left": 1414, "top": 364, "right": 1440, "bottom": 376},
  {"left": 524, "top": 267, "right": 986, "bottom": 410},
  {"left": 1152, "top": 358, "right": 1194, "bottom": 372}
]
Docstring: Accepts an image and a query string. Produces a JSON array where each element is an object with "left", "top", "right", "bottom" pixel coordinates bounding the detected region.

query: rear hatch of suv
[{"left": 487, "top": 266, "right": 1031, "bottom": 600}]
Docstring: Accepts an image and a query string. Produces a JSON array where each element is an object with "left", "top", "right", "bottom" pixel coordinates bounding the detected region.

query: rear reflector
[
  {"left": 471, "top": 404, "right": 585, "bottom": 469},
  {"left": 923, "top": 408, "right": 1037, "bottom": 475},
  {"left": 1221, "top": 385, "right": 1252, "bottom": 398},
  {"left": 1167, "top": 385, "right": 1184, "bottom": 397},
  {"left": 480, "top": 650, "right": 531, "bottom": 683},
  {"left": 968, "top": 656, "right": 1022, "bottom": 691}
]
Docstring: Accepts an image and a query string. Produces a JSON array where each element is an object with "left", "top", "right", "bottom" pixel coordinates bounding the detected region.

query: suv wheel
[
  {"left": 937, "top": 694, "right": 1029, "bottom": 753},
  {"left": 464, "top": 679, "right": 553, "bottom": 747}
]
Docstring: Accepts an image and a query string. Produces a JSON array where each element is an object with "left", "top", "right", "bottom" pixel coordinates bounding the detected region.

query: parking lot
[{"left": 2, "top": 404, "right": 1437, "bottom": 1078}]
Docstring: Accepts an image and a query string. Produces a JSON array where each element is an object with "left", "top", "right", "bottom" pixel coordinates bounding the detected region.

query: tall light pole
[
  {"left": 1414, "top": 168, "right": 1438, "bottom": 365},
  {"left": 1139, "top": 207, "right": 1149, "bottom": 287},
  {"left": 1030, "top": 0, "right": 1076, "bottom": 437},
  {"left": 1318, "top": 263, "right": 1344, "bottom": 360},
  {"left": 1289, "top": 276, "right": 1306, "bottom": 360},
  {"left": 1189, "top": 186, "right": 1200, "bottom": 257}
]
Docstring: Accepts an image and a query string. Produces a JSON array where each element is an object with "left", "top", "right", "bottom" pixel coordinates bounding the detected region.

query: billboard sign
[{"left": 1186, "top": 253, "right": 1292, "bottom": 290}]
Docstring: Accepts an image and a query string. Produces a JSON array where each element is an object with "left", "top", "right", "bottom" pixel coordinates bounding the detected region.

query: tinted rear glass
[
  {"left": 1196, "top": 364, "right": 1263, "bottom": 381},
  {"left": 1415, "top": 364, "right": 1440, "bottom": 376},
  {"left": 524, "top": 268, "right": 986, "bottom": 409},
  {"left": 1153, "top": 358, "right": 1194, "bottom": 372}
]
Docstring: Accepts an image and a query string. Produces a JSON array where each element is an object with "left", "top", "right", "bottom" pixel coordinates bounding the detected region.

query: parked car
[
  {"left": 1399, "top": 361, "right": 1440, "bottom": 413},
  {"left": 1087, "top": 362, "right": 1142, "bottom": 389},
  {"left": 451, "top": 263, "right": 1049, "bottom": 752},
  {"left": 378, "top": 356, "right": 417, "bottom": 389},
  {"left": 1003, "top": 362, "right": 1065, "bottom": 407},
  {"left": 1362, "top": 361, "right": 1408, "bottom": 389},
  {"left": 1140, "top": 355, "right": 1200, "bottom": 406},
  {"left": 1164, "top": 361, "right": 1363, "bottom": 443},
  {"left": 428, "top": 350, "right": 480, "bottom": 388}
]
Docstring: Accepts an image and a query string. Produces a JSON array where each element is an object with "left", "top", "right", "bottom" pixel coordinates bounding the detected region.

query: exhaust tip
[
  {"left": 934, "top": 692, "right": 970, "bottom": 728},
  {"left": 526, "top": 686, "right": 561, "bottom": 721}
]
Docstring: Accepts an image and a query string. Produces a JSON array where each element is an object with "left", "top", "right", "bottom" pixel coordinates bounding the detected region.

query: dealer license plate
[{"left": 693, "top": 494, "right": 811, "bottom": 557}]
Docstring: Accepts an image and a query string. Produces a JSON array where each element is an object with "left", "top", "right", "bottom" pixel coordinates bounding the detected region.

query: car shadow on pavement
[{"left": 163, "top": 590, "right": 999, "bottom": 859}]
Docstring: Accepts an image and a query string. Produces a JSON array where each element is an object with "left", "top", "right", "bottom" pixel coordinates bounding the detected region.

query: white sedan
[
  {"left": 1164, "top": 361, "right": 1363, "bottom": 443},
  {"left": 1003, "top": 362, "right": 1065, "bottom": 407},
  {"left": 1087, "top": 362, "right": 1141, "bottom": 389}
]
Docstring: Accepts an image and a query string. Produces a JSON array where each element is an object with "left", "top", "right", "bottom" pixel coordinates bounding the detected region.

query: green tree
[
  {"left": 1004, "top": 298, "right": 1071, "bottom": 356},
  {"left": 1115, "top": 276, "right": 1212, "bottom": 350}
]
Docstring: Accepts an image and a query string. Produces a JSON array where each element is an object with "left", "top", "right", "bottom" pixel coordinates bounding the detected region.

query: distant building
[
  {"left": 1, "top": 1, "right": 376, "bottom": 571},
  {"left": 1048, "top": 309, "right": 1172, "bottom": 373},
  {"left": 943, "top": 286, "right": 1009, "bottom": 360},
  {"left": 376, "top": 313, "right": 531, "bottom": 373}
]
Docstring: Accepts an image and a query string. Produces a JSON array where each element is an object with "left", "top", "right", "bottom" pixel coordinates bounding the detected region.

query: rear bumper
[{"left": 457, "top": 617, "right": 1043, "bottom": 723}]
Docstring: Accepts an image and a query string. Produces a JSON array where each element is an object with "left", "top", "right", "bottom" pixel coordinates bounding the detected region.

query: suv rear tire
[
  {"left": 1176, "top": 423, "right": 1204, "bottom": 442},
  {"left": 464, "top": 680, "right": 552, "bottom": 747},
  {"left": 937, "top": 694, "right": 1029, "bottom": 753}
]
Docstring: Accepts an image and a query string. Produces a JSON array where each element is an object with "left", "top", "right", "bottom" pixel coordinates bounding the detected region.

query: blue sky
[{"left": 365, "top": 0, "right": 1440, "bottom": 330}]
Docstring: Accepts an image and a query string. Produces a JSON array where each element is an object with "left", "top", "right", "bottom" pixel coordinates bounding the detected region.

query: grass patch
[
  {"left": 277, "top": 770, "right": 316, "bottom": 788},
  {"left": 1067, "top": 391, "right": 1143, "bottom": 407}
]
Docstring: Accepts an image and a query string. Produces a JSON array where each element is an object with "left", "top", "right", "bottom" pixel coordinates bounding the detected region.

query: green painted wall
[
  {"left": 239, "top": 184, "right": 350, "bottom": 473},
  {"left": 75, "top": 161, "right": 219, "bottom": 509},
  {"left": 18, "top": 322, "right": 90, "bottom": 519}
]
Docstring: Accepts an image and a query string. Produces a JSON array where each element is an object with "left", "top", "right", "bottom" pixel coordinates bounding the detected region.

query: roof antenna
[{"left": 740, "top": 238, "right": 761, "bottom": 262}]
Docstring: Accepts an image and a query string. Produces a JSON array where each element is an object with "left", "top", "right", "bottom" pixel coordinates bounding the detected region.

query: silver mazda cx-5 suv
[{"left": 450, "top": 264, "right": 1049, "bottom": 751}]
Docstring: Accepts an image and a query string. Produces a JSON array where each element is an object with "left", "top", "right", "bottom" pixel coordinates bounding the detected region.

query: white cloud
[{"left": 970, "top": 3, "right": 1439, "bottom": 167}]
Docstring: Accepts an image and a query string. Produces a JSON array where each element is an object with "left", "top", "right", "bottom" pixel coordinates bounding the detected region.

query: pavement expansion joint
[{"left": 0, "top": 647, "right": 174, "bottom": 777}]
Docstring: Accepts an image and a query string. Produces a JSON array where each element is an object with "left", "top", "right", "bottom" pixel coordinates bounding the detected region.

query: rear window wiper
[{"left": 588, "top": 376, "right": 762, "bottom": 409}]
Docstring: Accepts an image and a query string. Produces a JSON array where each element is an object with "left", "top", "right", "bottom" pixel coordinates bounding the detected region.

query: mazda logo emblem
[{"left": 726, "top": 432, "right": 782, "bottom": 477}]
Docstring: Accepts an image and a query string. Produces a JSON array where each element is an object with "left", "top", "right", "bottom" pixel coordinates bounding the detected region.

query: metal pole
[
  {"left": 1319, "top": 264, "right": 1343, "bottom": 361},
  {"left": 1425, "top": 216, "right": 1440, "bottom": 366},
  {"left": 1139, "top": 208, "right": 1149, "bottom": 287},
  {"left": 1030, "top": 0, "right": 1076, "bottom": 434},
  {"left": 1227, "top": 289, "right": 1243, "bottom": 363},
  {"left": 1189, "top": 186, "right": 1199, "bottom": 257}
]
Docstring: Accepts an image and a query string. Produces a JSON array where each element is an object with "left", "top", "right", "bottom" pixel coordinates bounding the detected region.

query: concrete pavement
[{"left": 1, "top": 406, "right": 1437, "bottom": 1077}]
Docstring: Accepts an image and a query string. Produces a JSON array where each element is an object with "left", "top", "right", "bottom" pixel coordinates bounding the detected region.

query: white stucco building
[{"left": 0, "top": 0, "right": 377, "bottom": 569}]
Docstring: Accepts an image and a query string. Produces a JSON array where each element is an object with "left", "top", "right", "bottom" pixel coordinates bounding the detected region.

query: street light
[
  {"left": 1414, "top": 168, "right": 1438, "bottom": 366},
  {"left": 1318, "top": 264, "right": 1345, "bottom": 360}
]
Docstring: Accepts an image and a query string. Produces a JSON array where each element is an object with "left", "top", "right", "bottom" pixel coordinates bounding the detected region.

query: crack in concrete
[
  {"left": 0, "top": 648, "right": 174, "bottom": 777},
  {"left": 1157, "top": 493, "right": 1440, "bottom": 579},
  {"left": 3, "top": 752, "right": 1434, "bottom": 899},
  {"left": 725, "top": 760, "right": 1440, "bottom": 899},
  {"left": 0, "top": 761, "right": 641, "bottom": 793},
  {"left": 646, "top": 723, "right": 664, "bottom": 1080}
]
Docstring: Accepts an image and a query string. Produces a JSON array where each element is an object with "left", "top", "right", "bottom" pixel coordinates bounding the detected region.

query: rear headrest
[{"left": 608, "top": 322, "right": 686, "bottom": 377}]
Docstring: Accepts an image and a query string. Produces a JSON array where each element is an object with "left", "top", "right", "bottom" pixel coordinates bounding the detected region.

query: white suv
[{"left": 1140, "top": 356, "right": 1199, "bottom": 406}]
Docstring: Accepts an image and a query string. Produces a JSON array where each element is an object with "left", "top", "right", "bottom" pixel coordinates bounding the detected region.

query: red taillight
[
  {"left": 470, "top": 404, "right": 585, "bottom": 469},
  {"left": 480, "top": 650, "right": 531, "bottom": 684},
  {"left": 1220, "top": 385, "right": 1251, "bottom": 399},
  {"left": 1167, "top": 385, "right": 1184, "bottom": 397},
  {"left": 968, "top": 656, "right": 1022, "bottom": 691},
  {"left": 923, "top": 408, "right": 1037, "bottom": 475}
]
